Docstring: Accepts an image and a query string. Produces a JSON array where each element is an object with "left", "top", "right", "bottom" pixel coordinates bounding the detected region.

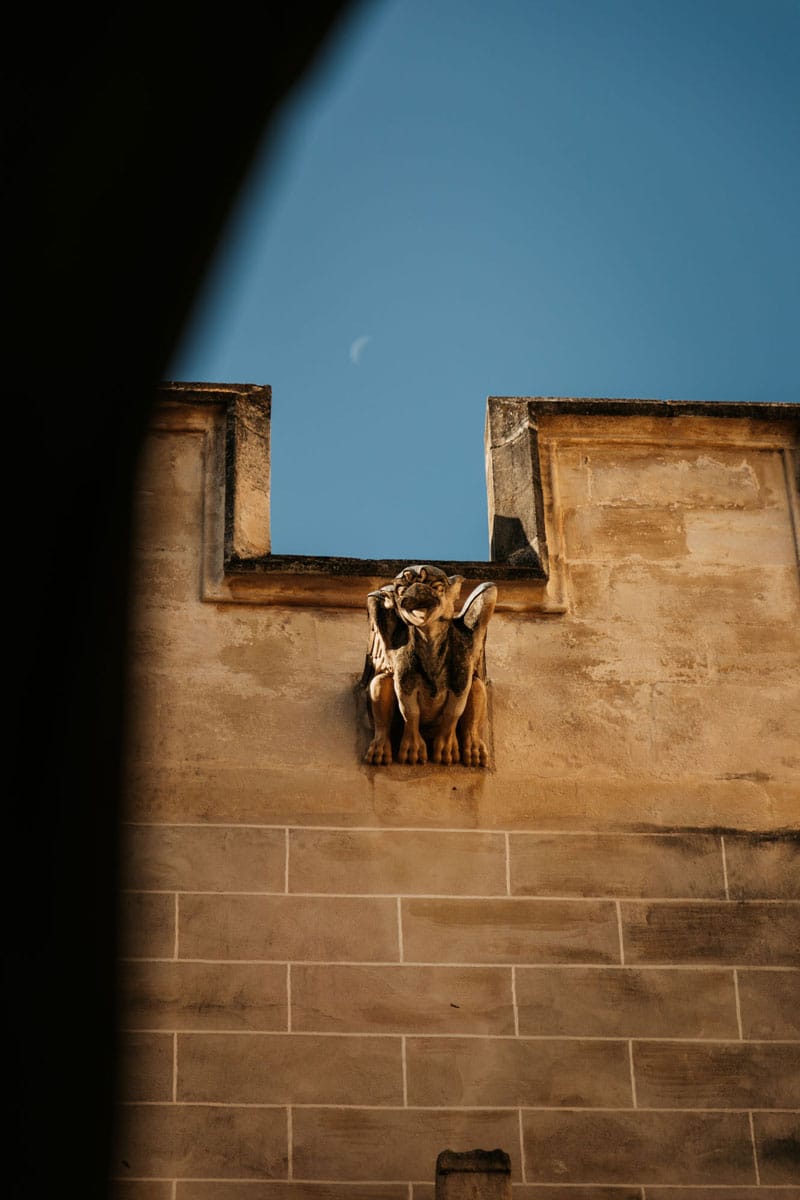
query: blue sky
[{"left": 171, "top": 0, "right": 799, "bottom": 561}]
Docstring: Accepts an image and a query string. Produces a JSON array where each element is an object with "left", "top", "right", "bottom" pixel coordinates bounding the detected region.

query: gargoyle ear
[{"left": 448, "top": 574, "right": 465, "bottom": 595}]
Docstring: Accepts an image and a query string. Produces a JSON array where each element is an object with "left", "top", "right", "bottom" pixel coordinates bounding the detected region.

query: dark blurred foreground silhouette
[{"left": 4, "top": 6, "right": 352, "bottom": 1195}]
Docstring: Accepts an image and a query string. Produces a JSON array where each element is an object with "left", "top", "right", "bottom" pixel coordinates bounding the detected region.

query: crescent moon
[{"left": 349, "top": 335, "right": 370, "bottom": 365}]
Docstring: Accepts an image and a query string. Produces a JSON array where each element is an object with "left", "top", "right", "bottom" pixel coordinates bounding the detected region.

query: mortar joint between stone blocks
[
  {"left": 286, "top": 962, "right": 292, "bottom": 1032},
  {"left": 397, "top": 896, "right": 404, "bottom": 962},
  {"left": 173, "top": 893, "right": 179, "bottom": 960},
  {"left": 401, "top": 1035, "right": 408, "bottom": 1106},
  {"left": 748, "top": 1110, "right": 761, "bottom": 1184},
  {"left": 172, "top": 1032, "right": 178, "bottom": 1103},
  {"left": 511, "top": 965, "right": 520, "bottom": 1037},
  {"left": 615, "top": 899, "right": 625, "bottom": 964},
  {"left": 284, "top": 827, "right": 290, "bottom": 893},
  {"left": 287, "top": 1106, "right": 293, "bottom": 1180},
  {"left": 628, "top": 1039, "right": 638, "bottom": 1108},
  {"left": 518, "top": 1106, "right": 526, "bottom": 1182},
  {"left": 720, "top": 834, "right": 730, "bottom": 900},
  {"left": 505, "top": 831, "right": 512, "bottom": 895},
  {"left": 733, "top": 968, "right": 744, "bottom": 1039}
]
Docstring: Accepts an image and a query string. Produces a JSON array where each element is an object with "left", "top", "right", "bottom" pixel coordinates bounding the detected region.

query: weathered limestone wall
[{"left": 115, "top": 391, "right": 799, "bottom": 1198}]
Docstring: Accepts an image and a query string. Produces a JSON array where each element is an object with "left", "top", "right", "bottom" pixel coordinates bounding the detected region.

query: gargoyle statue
[{"left": 362, "top": 564, "right": 497, "bottom": 767}]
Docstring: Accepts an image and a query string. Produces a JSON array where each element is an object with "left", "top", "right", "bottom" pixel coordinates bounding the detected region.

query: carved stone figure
[{"left": 362, "top": 564, "right": 497, "bottom": 767}]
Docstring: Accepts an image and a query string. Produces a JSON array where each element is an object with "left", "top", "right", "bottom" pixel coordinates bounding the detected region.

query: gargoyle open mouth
[{"left": 400, "top": 586, "right": 442, "bottom": 626}]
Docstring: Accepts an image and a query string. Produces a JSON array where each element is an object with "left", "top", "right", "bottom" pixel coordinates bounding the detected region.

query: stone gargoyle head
[{"left": 361, "top": 564, "right": 497, "bottom": 767}]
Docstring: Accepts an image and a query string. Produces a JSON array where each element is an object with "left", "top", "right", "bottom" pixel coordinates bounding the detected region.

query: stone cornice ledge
[{"left": 155, "top": 383, "right": 799, "bottom": 610}]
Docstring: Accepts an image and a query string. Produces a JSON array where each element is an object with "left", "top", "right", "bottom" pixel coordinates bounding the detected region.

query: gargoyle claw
[{"left": 364, "top": 737, "right": 392, "bottom": 765}]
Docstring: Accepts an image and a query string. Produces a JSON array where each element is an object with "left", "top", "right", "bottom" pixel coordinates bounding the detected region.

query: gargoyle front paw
[
  {"left": 432, "top": 731, "right": 460, "bottom": 765},
  {"left": 364, "top": 736, "right": 392, "bottom": 765},
  {"left": 398, "top": 732, "right": 427, "bottom": 764},
  {"left": 460, "top": 734, "right": 489, "bottom": 768}
]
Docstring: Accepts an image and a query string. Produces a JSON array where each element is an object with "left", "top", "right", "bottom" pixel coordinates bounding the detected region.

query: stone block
[
  {"left": 509, "top": 833, "right": 724, "bottom": 898},
  {"left": 738, "top": 969, "right": 800, "bottom": 1039},
  {"left": 177, "top": 1032, "right": 402, "bottom": 1104},
  {"left": 118, "top": 960, "right": 287, "bottom": 1030},
  {"left": 123, "top": 824, "right": 285, "bottom": 892},
  {"left": 646, "top": 1192, "right": 800, "bottom": 1200},
  {"left": 178, "top": 895, "right": 398, "bottom": 961},
  {"left": 621, "top": 902, "right": 800, "bottom": 966},
  {"left": 120, "top": 892, "right": 174, "bottom": 959},
  {"left": 117, "top": 1032, "right": 173, "bottom": 1101},
  {"left": 725, "top": 835, "right": 800, "bottom": 899},
  {"left": 753, "top": 1112, "right": 800, "bottom": 1184},
  {"left": 176, "top": 1187, "right": 408, "bottom": 1200},
  {"left": 292, "top": 1109, "right": 520, "bottom": 1182},
  {"left": 633, "top": 1041, "right": 800, "bottom": 1109},
  {"left": 435, "top": 1149, "right": 511, "bottom": 1200},
  {"left": 114, "top": 1104, "right": 286, "bottom": 1179},
  {"left": 515, "top": 967, "right": 738, "bottom": 1038},
  {"left": 522, "top": 1111, "right": 754, "bottom": 1184},
  {"left": 402, "top": 899, "right": 619, "bottom": 964},
  {"left": 289, "top": 829, "right": 506, "bottom": 896},
  {"left": 406, "top": 1036, "right": 630, "bottom": 1107},
  {"left": 291, "top": 964, "right": 514, "bottom": 1035},
  {"left": 110, "top": 1185, "right": 173, "bottom": 1200}
]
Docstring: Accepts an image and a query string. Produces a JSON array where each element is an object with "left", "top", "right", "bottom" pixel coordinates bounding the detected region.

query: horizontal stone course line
[
  {"left": 118, "top": 957, "right": 800, "bottom": 970},
  {"left": 122, "top": 822, "right": 776, "bottom": 837},
  {"left": 108, "top": 1180, "right": 800, "bottom": 1188},
  {"left": 119, "top": 1028, "right": 800, "bottom": 1042},
  {"left": 120, "top": 892, "right": 782, "bottom": 902},
  {"left": 117, "top": 1102, "right": 800, "bottom": 1112},
  {"left": 121, "top": 890, "right": 781, "bottom": 901}
]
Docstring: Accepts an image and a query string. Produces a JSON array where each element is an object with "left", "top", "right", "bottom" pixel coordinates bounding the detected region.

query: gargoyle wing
[
  {"left": 360, "top": 584, "right": 400, "bottom": 686},
  {"left": 455, "top": 581, "right": 497, "bottom": 681}
]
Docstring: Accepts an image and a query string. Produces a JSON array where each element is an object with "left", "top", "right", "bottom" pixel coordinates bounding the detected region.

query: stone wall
[{"left": 115, "top": 388, "right": 799, "bottom": 1198}]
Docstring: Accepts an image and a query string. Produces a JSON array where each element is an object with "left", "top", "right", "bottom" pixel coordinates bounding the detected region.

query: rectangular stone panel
[
  {"left": 122, "top": 824, "right": 285, "bottom": 892},
  {"left": 738, "top": 969, "right": 800, "bottom": 1039},
  {"left": 292, "top": 1108, "right": 520, "bottom": 1182},
  {"left": 402, "top": 899, "right": 619, "bottom": 964},
  {"left": 585, "top": 444, "right": 774, "bottom": 510},
  {"left": 406, "top": 1036, "right": 631, "bottom": 1107},
  {"left": 289, "top": 829, "right": 506, "bottom": 895},
  {"left": 724, "top": 835, "right": 800, "bottom": 899},
  {"left": 633, "top": 1041, "right": 800, "bottom": 1109},
  {"left": 120, "top": 893, "right": 175, "bottom": 959},
  {"left": 683, "top": 509, "right": 797, "bottom": 567},
  {"left": 562, "top": 506, "right": 689, "bottom": 562},
  {"left": 522, "top": 1111, "right": 755, "bottom": 1184},
  {"left": 177, "top": 1033, "right": 402, "bottom": 1104},
  {"left": 753, "top": 1112, "right": 800, "bottom": 1184},
  {"left": 509, "top": 834, "right": 724, "bottom": 898},
  {"left": 291, "top": 964, "right": 514, "bottom": 1035},
  {"left": 179, "top": 895, "right": 398, "bottom": 961},
  {"left": 117, "top": 1032, "right": 173, "bottom": 1101},
  {"left": 621, "top": 902, "right": 800, "bottom": 966},
  {"left": 177, "top": 1187, "right": 408, "bottom": 1200},
  {"left": 117, "top": 961, "right": 287, "bottom": 1030},
  {"left": 516, "top": 966, "right": 738, "bottom": 1038},
  {"left": 114, "top": 1104, "right": 287, "bottom": 1179}
]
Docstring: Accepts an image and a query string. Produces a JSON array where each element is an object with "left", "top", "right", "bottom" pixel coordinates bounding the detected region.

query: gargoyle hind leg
[
  {"left": 397, "top": 691, "right": 428, "bottom": 765},
  {"left": 364, "top": 672, "right": 395, "bottom": 765},
  {"left": 458, "top": 676, "right": 490, "bottom": 767},
  {"left": 431, "top": 694, "right": 463, "bottom": 765}
]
